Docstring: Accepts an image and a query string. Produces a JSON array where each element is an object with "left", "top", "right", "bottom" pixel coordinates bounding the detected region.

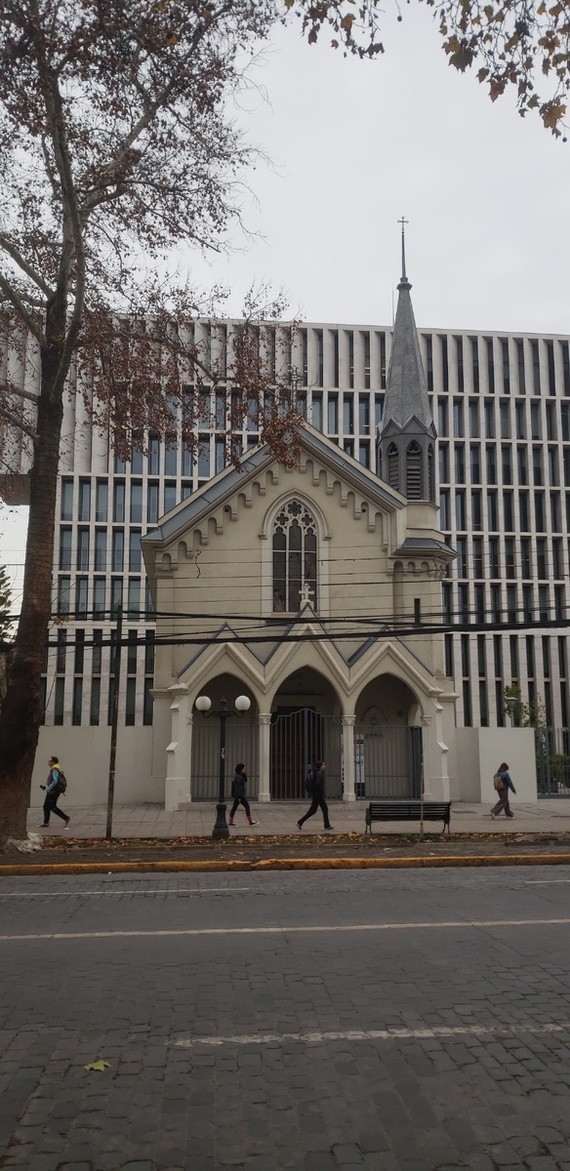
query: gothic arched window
[{"left": 273, "top": 499, "right": 317, "bottom": 612}]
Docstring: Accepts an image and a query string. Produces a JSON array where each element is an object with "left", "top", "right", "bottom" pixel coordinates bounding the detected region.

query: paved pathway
[
  {"left": 2, "top": 867, "right": 570, "bottom": 1169},
  {"left": 27, "top": 799, "right": 570, "bottom": 839}
]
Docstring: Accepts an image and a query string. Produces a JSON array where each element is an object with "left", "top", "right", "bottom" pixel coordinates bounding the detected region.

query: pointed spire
[
  {"left": 378, "top": 222, "right": 437, "bottom": 502},
  {"left": 381, "top": 220, "right": 433, "bottom": 434}
]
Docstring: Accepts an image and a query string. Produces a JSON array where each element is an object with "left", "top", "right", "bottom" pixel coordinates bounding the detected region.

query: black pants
[
  {"left": 230, "top": 795, "right": 251, "bottom": 819},
  {"left": 43, "top": 792, "right": 68, "bottom": 825},
  {"left": 298, "top": 793, "right": 331, "bottom": 829}
]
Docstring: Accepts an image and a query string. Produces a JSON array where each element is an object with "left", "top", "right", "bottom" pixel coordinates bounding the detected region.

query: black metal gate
[
  {"left": 191, "top": 720, "right": 258, "bottom": 801},
  {"left": 353, "top": 725, "right": 422, "bottom": 799},
  {"left": 536, "top": 728, "right": 570, "bottom": 797},
  {"left": 270, "top": 708, "right": 342, "bottom": 799}
]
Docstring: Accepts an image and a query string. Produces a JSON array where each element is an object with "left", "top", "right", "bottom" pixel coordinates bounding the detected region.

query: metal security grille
[
  {"left": 354, "top": 725, "right": 422, "bottom": 799},
  {"left": 270, "top": 709, "right": 342, "bottom": 800},
  {"left": 536, "top": 728, "right": 570, "bottom": 797},
  {"left": 192, "top": 720, "right": 258, "bottom": 801}
]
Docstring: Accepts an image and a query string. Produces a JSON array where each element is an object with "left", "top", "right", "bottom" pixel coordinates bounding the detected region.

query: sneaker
[
  {"left": 248, "top": 820, "right": 259, "bottom": 826},
  {"left": 64, "top": 817, "right": 71, "bottom": 830},
  {"left": 38, "top": 823, "right": 49, "bottom": 828},
  {"left": 324, "top": 826, "right": 334, "bottom": 831},
  {"left": 228, "top": 820, "right": 235, "bottom": 827},
  {"left": 296, "top": 821, "right": 303, "bottom": 830}
]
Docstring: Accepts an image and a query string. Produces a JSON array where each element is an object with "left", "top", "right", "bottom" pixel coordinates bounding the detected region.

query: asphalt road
[{"left": 1, "top": 867, "right": 570, "bottom": 1171}]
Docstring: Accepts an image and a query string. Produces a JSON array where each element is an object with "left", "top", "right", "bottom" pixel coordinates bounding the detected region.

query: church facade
[{"left": 142, "top": 263, "right": 459, "bottom": 809}]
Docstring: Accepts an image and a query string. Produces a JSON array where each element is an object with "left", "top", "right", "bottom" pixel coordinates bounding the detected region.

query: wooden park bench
[{"left": 365, "top": 799, "right": 452, "bottom": 836}]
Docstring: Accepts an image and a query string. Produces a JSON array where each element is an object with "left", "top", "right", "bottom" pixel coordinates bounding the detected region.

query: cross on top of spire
[{"left": 398, "top": 215, "right": 409, "bottom": 282}]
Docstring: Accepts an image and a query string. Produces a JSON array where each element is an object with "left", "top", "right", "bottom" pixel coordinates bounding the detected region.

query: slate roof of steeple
[{"left": 380, "top": 241, "right": 435, "bottom": 437}]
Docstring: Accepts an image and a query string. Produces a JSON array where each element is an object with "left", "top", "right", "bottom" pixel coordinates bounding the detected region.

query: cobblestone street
[{"left": 1, "top": 867, "right": 570, "bottom": 1169}]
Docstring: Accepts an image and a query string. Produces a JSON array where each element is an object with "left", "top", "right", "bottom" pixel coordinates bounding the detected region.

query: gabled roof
[{"left": 141, "top": 420, "right": 404, "bottom": 556}]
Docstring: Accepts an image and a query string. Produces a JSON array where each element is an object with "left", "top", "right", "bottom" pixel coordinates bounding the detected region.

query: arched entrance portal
[
  {"left": 270, "top": 668, "right": 342, "bottom": 799},
  {"left": 355, "top": 675, "right": 422, "bottom": 799},
  {"left": 191, "top": 673, "right": 258, "bottom": 801}
]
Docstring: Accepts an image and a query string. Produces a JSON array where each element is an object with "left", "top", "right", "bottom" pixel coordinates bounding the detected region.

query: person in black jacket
[
  {"left": 228, "top": 763, "right": 258, "bottom": 827},
  {"left": 297, "top": 760, "right": 333, "bottom": 831}
]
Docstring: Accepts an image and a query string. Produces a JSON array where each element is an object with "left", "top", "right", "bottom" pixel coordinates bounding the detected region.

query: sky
[{"left": 1, "top": 4, "right": 570, "bottom": 609}]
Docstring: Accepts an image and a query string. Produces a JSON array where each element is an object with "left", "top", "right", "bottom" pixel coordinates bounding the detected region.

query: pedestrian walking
[
  {"left": 297, "top": 760, "right": 333, "bottom": 831},
  {"left": 39, "top": 755, "right": 70, "bottom": 830},
  {"left": 491, "top": 761, "right": 516, "bottom": 819},
  {"left": 228, "top": 763, "right": 258, "bottom": 827}
]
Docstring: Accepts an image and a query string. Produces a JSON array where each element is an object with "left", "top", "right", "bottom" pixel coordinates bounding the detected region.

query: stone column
[
  {"left": 164, "top": 683, "right": 192, "bottom": 811},
  {"left": 258, "top": 713, "right": 271, "bottom": 803},
  {"left": 342, "top": 715, "right": 356, "bottom": 802}
]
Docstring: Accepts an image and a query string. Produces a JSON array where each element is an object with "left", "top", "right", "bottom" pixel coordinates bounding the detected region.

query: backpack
[
  {"left": 305, "top": 770, "right": 316, "bottom": 795},
  {"left": 56, "top": 770, "right": 68, "bottom": 794},
  {"left": 493, "top": 773, "right": 504, "bottom": 792}
]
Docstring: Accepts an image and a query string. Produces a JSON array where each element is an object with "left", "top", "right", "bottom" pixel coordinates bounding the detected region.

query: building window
[
  {"left": 78, "top": 479, "right": 91, "bottom": 522},
  {"left": 95, "top": 480, "right": 108, "bottom": 522},
  {"left": 439, "top": 444, "right": 449, "bottom": 483},
  {"left": 59, "top": 528, "right": 72, "bottom": 570},
  {"left": 113, "top": 480, "right": 125, "bottom": 523},
  {"left": 93, "top": 578, "right": 106, "bottom": 617},
  {"left": 90, "top": 677, "right": 101, "bottom": 726},
  {"left": 164, "top": 482, "right": 177, "bottom": 513},
  {"left": 75, "top": 578, "right": 88, "bottom": 619},
  {"left": 72, "top": 678, "right": 83, "bottom": 726},
  {"left": 272, "top": 499, "right": 317, "bottom": 613},
  {"left": 129, "top": 529, "right": 142, "bottom": 572},
  {"left": 94, "top": 528, "right": 106, "bottom": 571},
  {"left": 61, "top": 479, "right": 73, "bottom": 521}
]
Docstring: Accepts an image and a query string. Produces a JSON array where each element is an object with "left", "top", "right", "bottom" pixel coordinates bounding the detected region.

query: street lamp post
[{"left": 195, "top": 694, "right": 251, "bottom": 840}]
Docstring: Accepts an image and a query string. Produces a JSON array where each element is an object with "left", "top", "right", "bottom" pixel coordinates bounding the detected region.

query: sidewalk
[{"left": 26, "top": 798, "right": 570, "bottom": 839}]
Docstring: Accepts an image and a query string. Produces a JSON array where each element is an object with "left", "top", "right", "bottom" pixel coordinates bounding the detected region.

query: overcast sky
[
  {"left": 184, "top": 8, "right": 570, "bottom": 335},
  {"left": 2, "top": 5, "right": 570, "bottom": 607}
]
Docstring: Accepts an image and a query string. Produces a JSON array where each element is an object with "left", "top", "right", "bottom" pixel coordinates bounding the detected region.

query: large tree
[
  {"left": 0, "top": 0, "right": 566, "bottom": 844},
  {"left": 0, "top": 563, "right": 12, "bottom": 643},
  {"left": 0, "top": 0, "right": 304, "bottom": 844}
]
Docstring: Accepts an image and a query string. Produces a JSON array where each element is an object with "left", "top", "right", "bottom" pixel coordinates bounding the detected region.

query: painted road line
[
  {"left": 0, "top": 887, "right": 251, "bottom": 898},
  {"left": 2, "top": 916, "right": 570, "bottom": 942},
  {"left": 173, "top": 1022, "right": 570, "bottom": 1047}
]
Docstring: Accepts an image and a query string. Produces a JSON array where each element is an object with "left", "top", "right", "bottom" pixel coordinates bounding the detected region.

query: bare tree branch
[
  {"left": 0, "top": 402, "right": 37, "bottom": 443},
  {"left": 0, "top": 233, "right": 54, "bottom": 299},
  {"left": 0, "top": 272, "right": 46, "bottom": 347}
]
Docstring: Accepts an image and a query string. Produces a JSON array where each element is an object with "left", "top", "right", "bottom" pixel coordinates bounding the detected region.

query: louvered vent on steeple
[
  {"left": 387, "top": 444, "right": 399, "bottom": 490},
  {"left": 406, "top": 441, "right": 422, "bottom": 499}
]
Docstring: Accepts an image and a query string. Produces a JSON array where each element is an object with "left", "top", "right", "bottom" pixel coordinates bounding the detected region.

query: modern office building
[{"left": 2, "top": 281, "right": 569, "bottom": 799}]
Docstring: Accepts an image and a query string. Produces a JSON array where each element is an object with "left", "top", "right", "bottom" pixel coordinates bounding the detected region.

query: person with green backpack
[{"left": 39, "top": 755, "right": 70, "bottom": 830}]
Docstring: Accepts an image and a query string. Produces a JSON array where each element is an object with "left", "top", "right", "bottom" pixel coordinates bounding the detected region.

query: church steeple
[{"left": 378, "top": 220, "right": 437, "bottom": 502}]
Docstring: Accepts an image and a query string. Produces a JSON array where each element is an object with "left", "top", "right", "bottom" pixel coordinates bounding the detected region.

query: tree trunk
[{"left": 0, "top": 347, "right": 64, "bottom": 842}]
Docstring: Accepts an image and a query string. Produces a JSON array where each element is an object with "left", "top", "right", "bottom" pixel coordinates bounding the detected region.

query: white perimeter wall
[
  {"left": 30, "top": 727, "right": 157, "bottom": 809},
  {"left": 27, "top": 725, "right": 538, "bottom": 809},
  {"left": 452, "top": 727, "right": 537, "bottom": 804}
]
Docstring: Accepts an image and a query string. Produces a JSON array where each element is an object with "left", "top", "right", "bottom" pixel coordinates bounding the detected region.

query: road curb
[{"left": 1, "top": 853, "right": 570, "bottom": 876}]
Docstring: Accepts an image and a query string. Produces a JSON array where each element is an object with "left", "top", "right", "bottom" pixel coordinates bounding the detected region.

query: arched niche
[{"left": 356, "top": 673, "right": 421, "bottom": 726}]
